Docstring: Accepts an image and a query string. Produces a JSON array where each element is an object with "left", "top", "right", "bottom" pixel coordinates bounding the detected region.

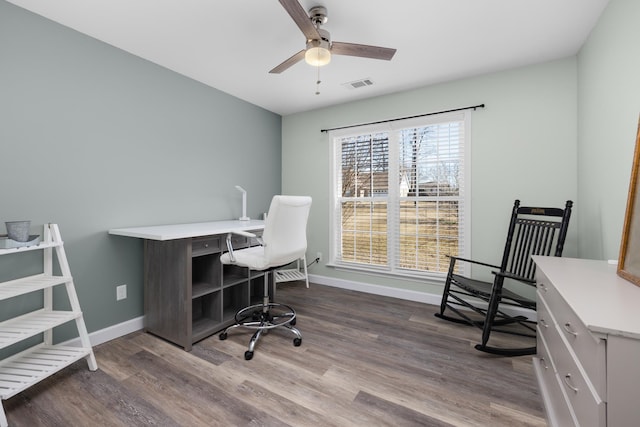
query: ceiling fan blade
[
  {"left": 278, "top": 0, "right": 321, "bottom": 41},
  {"left": 331, "top": 42, "right": 397, "bottom": 61},
  {"left": 269, "top": 49, "right": 306, "bottom": 74}
]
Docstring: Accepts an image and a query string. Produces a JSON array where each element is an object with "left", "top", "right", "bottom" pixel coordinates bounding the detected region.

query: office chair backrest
[
  {"left": 262, "top": 195, "right": 312, "bottom": 267},
  {"left": 500, "top": 199, "right": 573, "bottom": 281}
]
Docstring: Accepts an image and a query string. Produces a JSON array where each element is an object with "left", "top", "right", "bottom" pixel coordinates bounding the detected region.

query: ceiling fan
[{"left": 269, "top": 0, "right": 397, "bottom": 74}]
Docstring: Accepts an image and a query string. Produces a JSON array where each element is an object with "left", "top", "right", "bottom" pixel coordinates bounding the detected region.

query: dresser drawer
[
  {"left": 539, "top": 297, "right": 605, "bottom": 427},
  {"left": 535, "top": 329, "right": 578, "bottom": 427},
  {"left": 191, "top": 236, "right": 221, "bottom": 256},
  {"left": 536, "top": 294, "right": 558, "bottom": 364},
  {"left": 554, "top": 350, "right": 605, "bottom": 427},
  {"left": 537, "top": 275, "right": 606, "bottom": 397}
]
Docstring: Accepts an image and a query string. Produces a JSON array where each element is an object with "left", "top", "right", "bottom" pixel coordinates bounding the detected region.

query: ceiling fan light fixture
[{"left": 305, "top": 40, "right": 331, "bottom": 67}]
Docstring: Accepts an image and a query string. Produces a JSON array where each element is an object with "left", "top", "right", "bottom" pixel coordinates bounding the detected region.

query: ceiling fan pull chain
[{"left": 315, "top": 64, "right": 321, "bottom": 95}]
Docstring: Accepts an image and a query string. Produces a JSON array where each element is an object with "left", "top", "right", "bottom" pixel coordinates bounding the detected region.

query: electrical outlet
[
  {"left": 116, "top": 284, "right": 127, "bottom": 301},
  {"left": 316, "top": 252, "right": 323, "bottom": 262}
]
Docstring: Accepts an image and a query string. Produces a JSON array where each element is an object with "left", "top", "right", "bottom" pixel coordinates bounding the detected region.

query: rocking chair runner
[{"left": 435, "top": 199, "right": 573, "bottom": 356}]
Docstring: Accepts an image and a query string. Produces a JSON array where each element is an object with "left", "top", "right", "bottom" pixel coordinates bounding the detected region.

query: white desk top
[
  {"left": 108, "top": 220, "right": 265, "bottom": 241},
  {"left": 533, "top": 256, "right": 640, "bottom": 340}
]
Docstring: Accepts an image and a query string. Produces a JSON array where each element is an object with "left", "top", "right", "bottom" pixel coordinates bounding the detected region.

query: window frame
[{"left": 328, "top": 112, "right": 472, "bottom": 282}]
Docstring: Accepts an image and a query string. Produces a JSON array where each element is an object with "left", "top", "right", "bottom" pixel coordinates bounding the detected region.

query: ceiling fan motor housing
[{"left": 309, "top": 6, "right": 328, "bottom": 26}]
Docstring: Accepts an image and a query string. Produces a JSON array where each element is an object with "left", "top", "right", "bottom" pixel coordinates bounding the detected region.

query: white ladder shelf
[{"left": 0, "top": 224, "right": 97, "bottom": 427}]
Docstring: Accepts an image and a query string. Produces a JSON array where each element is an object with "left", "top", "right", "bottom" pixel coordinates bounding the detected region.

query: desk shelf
[
  {"left": 222, "top": 264, "right": 248, "bottom": 287},
  {"left": 192, "top": 282, "right": 218, "bottom": 299}
]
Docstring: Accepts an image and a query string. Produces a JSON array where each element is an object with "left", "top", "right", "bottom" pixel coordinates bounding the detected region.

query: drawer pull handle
[
  {"left": 563, "top": 374, "right": 579, "bottom": 393},
  {"left": 563, "top": 322, "right": 578, "bottom": 337},
  {"left": 539, "top": 318, "right": 548, "bottom": 328},
  {"left": 204, "top": 243, "right": 209, "bottom": 248},
  {"left": 539, "top": 357, "right": 549, "bottom": 370}
]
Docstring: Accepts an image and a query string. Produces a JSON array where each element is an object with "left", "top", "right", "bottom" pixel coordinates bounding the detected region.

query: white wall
[
  {"left": 577, "top": 0, "right": 640, "bottom": 261},
  {"left": 283, "top": 58, "right": 578, "bottom": 296}
]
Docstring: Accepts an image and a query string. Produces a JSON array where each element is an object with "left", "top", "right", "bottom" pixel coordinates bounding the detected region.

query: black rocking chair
[{"left": 435, "top": 199, "right": 573, "bottom": 356}]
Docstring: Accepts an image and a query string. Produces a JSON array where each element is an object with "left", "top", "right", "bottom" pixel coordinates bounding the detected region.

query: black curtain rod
[{"left": 320, "top": 103, "right": 485, "bottom": 133}]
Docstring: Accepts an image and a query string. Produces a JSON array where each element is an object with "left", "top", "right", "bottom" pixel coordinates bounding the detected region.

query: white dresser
[{"left": 533, "top": 256, "right": 640, "bottom": 427}]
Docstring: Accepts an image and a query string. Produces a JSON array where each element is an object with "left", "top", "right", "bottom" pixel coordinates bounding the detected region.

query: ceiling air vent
[{"left": 342, "top": 78, "right": 374, "bottom": 90}]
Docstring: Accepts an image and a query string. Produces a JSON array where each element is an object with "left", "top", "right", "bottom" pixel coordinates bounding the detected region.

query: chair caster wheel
[
  {"left": 244, "top": 351, "right": 254, "bottom": 360},
  {"left": 219, "top": 332, "right": 227, "bottom": 340},
  {"left": 293, "top": 337, "right": 302, "bottom": 347}
]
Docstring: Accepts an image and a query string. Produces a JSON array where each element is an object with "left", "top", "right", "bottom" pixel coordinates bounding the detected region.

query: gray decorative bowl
[{"left": 5, "top": 220, "right": 31, "bottom": 242}]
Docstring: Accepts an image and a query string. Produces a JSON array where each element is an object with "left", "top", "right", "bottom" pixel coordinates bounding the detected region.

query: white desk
[
  {"left": 109, "top": 219, "right": 266, "bottom": 351},
  {"left": 109, "top": 219, "right": 265, "bottom": 241}
]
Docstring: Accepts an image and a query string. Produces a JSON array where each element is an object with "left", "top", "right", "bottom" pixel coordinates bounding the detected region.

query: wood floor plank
[
  {"left": 94, "top": 334, "right": 148, "bottom": 382},
  {"left": 353, "top": 390, "right": 455, "bottom": 427},
  {"left": 488, "top": 402, "right": 547, "bottom": 427},
  {"left": 236, "top": 380, "right": 335, "bottom": 427},
  {"left": 214, "top": 350, "right": 367, "bottom": 424},
  {"left": 122, "top": 349, "right": 285, "bottom": 426},
  {"left": 3, "top": 282, "right": 546, "bottom": 426}
]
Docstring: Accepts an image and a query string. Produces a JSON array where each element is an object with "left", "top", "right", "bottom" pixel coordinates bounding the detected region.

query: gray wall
[
  {"left": 0, "top": 1, "right": 282, "bottom": 340},
  {"left": 282, "top": 58, "right": 578, "bottom": 296},
  {"left": 283, "top": 0, "right": 640, "bottom": 296},
  {"left": 577, "top": 0, "right": 640, "bottom": 261}
]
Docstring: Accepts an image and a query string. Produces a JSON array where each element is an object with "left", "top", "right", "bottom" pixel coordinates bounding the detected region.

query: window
[{"left": 330, "top": 112, "right": 470, "bottom": 280}]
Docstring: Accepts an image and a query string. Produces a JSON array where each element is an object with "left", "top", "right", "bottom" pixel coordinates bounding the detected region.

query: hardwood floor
[{"left": 4, "top": 283, "right": 546, "bottom": 426}]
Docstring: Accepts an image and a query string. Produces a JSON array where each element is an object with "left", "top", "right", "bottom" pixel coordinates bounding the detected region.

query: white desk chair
[
  {"left": 265, "top": 210, "right": 309, "bottom": 289},
  {"left": 219, "top": 195, "right": 312, "bottom": 360}
]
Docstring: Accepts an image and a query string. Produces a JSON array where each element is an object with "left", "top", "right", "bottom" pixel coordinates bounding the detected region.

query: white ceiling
[{"left": 8, "top": 0, "right": 610, "bottom": 116}]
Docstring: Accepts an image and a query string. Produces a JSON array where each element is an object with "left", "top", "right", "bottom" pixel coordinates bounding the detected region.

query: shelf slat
[
  {"left": 0, "top": 241, "right": 61, "bottom": 256},
  {"left": 192, "top": 282, "right": 219, "bottom": 299},
  {"left": 0, "top": 310, "right": 82, "bottom": 350},
  {"left": 0, "top": 344, "right": 94, "bottom": 399},
  {"left": 275, "top": 269, "right": 307, "bottom": 283},
  {"left": 0, "top": 275, "right": 71, "bottom": 301}
]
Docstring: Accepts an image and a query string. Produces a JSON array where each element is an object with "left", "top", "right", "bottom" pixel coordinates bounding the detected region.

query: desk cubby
[
  {"left": 192, "top": 291, "right": 222, "bottom": 342},
  {"left": 143, "top": 230, "right": 263, "bottom": 351},
  {"left": 222, "top": 285, "right": 248, "bottom": 322}
]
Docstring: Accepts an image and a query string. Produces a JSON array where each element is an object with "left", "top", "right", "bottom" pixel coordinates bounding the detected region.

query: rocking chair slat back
[{"left": 501, "top": 201, "right": 573, "bottom": 282}]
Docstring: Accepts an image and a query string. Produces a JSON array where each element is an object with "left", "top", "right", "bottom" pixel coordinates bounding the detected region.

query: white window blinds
[{"left": 331, "top": 112, "right": 470, "bottom": 279}]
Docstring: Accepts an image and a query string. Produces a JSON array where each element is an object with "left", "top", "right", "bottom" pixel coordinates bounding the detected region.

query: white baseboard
[
  {"left": 64, "top": 315, "right": 144, "bottom": 348},
  {"left": 65, "top": 273, "right": 535, "bottom": 348},
  {"left": 307, "top": 273, "right": 443, "bottom": 305},
  {"left": 307, "top": 273, "right": 536, "bottom": 321}
]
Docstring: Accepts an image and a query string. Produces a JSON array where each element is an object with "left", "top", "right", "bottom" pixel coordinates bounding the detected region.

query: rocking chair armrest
[
  {"left": 491, "top": 270, "right": 536, "bottom": 285},
  {"left": 449, "top": 255, "right": 501, "bottom": 270}
]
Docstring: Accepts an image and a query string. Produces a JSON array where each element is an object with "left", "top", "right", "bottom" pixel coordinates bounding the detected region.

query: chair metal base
[{"left": 219, "top": 301, "right": 302, "bottom": 360}]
